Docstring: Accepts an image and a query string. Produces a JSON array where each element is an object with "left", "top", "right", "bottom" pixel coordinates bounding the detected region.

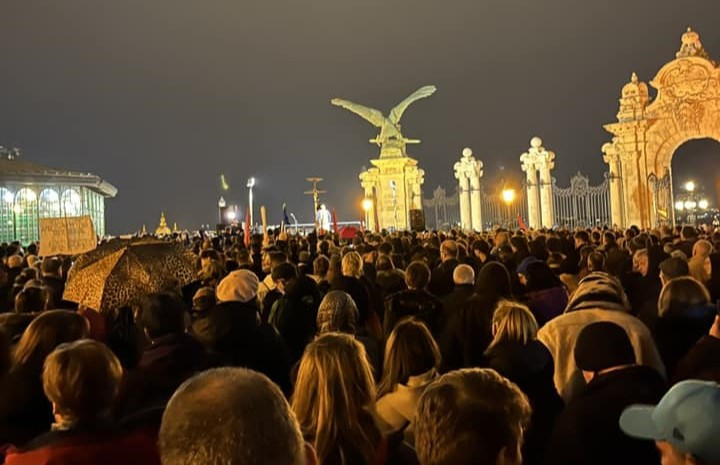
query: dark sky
[{"left": 1, "top": 0, "right": 720, "bottom": 233}]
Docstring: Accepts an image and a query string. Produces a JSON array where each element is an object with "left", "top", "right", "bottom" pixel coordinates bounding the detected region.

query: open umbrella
[{"left": 63, "top": 238, "right": 196, "bottom": 313}]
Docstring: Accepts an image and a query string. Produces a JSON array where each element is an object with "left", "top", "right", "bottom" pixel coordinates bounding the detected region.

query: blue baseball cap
[{"left": 620, "top": 380, "right": 720, "bottom": 462}]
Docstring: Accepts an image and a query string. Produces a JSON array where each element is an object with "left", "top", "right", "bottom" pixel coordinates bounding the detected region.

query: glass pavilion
[{"left": 0, "top": 148, "right": 117, "bottom": 244}]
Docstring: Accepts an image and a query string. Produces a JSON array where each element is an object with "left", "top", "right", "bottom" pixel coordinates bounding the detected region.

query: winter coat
[
  {"left": 537, "top": 308, "right": 666, "bottom": 402},
  {"left": 383, "top": 289, "right": 443, "bottom": 338},
  {"left": 484, "top": 340, "right": 563, "bottom": 465},
  {"left": 0, "top": 367, "right": 53, "bottom": 446},
  {"left": 440, "top": 284, "right": 474, "bottom": 330},
  {"left": 673, "top": 335, "right": 720, "bottom": 384},
  {"left": 525, "top": 286, "right": 568, "bottom": 327},
  {"left": 653, "top": 304, "right": 715, "bottom": 376},
  {"left": 428, "top": 259, "right": 459, "bottom": 298},
  {"left": 268, "top": 276, "right": 321, "bottom": 363},
  {"left": 375, "top": 270, "right": 406, "bottom": 299},
  {"left": 544, "top": 365, "right": 665, "bottom": 465},
  {"left": 376, "top": 369, "right": 438, "bottom": 431}
]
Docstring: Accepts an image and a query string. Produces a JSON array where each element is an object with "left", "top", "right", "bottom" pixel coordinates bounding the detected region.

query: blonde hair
[
  {"left": 378, "top": 319, "right": 440, "bottom": 398},
  {"left": 43, "top": 339, "right": 122, "bottom": 421},
  {"left": 341, "top": 251, "right": 364, "bottom": 278},
  {"left": 291, "top": 332, "right": 380, "bottom": 465},
  {"left": 487, "top": 300, "right": 538, "bottom": 350}
]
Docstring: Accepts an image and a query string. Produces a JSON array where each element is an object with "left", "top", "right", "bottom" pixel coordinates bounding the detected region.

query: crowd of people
[{"left": 0, "top": 223, "right": 720, "bottom": 465}]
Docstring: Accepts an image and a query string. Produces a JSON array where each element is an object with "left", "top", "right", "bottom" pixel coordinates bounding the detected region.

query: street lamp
[
  {"left": 675, "top": 201, "right": 685, "bottom": 211},
  {"left": 685, "top": 181, "right": 696, "bottom": 192},
  {"left": 362, "top": 198, "right": 373, "bottom": 229},
  {"left": 699, "top": 199, "right": 709, "bottom": 210},
  {"left": 501, "top": 188, "right": 516, "bottom": 228},
  {"left": 246, "top": 177, "right": 255, "bottom": 227},
  {"left": 218, "top": 196, "right": 226, "bottom": 224}
]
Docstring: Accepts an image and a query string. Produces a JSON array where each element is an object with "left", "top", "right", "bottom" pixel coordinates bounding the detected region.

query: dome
[
  {"left": 462, "top": 147, "right": 473, "bottom": 157},
  {"left": 621, "top": 72, "right": 649, "bottom": 99},
  {"left": 530, "top": 137, "right": 543, "bottom": 149}
]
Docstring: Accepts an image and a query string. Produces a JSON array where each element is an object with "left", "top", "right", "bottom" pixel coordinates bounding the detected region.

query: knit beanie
[
  {"left": 575, "top": 321, "right": 636, "bottom": 372},
  {"left": 565, "top": 272, "right": 630, "bottom": 313}
]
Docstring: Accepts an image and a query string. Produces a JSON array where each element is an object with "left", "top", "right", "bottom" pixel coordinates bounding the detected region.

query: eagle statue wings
[{"left": 331, "top": 85, "right": 437, "bottom": 157}]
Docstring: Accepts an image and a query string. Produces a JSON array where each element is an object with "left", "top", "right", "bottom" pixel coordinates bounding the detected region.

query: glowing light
[
  {"left": 247, "top": 177, "right": 256, "bottom": 188},
  {"left": 685, "top": 200, "right": 697, "bottom": 210},
  {"left": 675, "top": 201, "right": 685, "bottom": 211},
  {"left": 685, "top": 181, "right": 696, "bottom": 192},
  {"left": 362, "top": 198, "right": 373, "bottom": 212},
  {"left": 218, "top": 196, "right": 226, "bottom": 208},
  {"left": 226, "top": 210, "right": 237, "bottom": 221},
  {"left": 501, "top": 188, "right": 516, "bottom": 205},
  {"left": 699, "top": 199, "right": 710, "bottom": 210},
  {"left": 1, "top": 189, "right": 13, "bottom": 204}
]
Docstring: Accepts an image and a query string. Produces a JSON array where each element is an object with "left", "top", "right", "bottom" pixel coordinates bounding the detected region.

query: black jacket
[
  {"left": 375, "top": 270, "right": 406, "bottom": 299},
  {"left": 384, "top": 289, "right": 443, "bottom": 338},
  {"left": 268, "top": 276, "right": 321, "bottom": 363},
  {"left": 544, "top": 365, "right": 666, "bottom": 465},
  {"left": 673, "top": 335, "right": 720, "bottom": 384},
  {"left": 428, "top": 259, "right": 459, "bottom": 297},
  {"left": 484, "top": 340, "right": 563, "bottom": 465},
  {"left": 192, "top": 300, "right": 291, "bottom": 394},
  {"left": 654, "top": 305, "right": 715, "bottom": 376},
  {"left": 440, "top": 284, "right": 474, "bottom": 330}
]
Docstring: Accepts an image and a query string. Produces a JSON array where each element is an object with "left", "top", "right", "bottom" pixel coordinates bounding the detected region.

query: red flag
[
  {"left": 517, "top": 214, "right": 527, "bottom": 231},
  {"left": 244, "top": 207, "right": 251, "bottom": 247},
  {"left": 332, "top": 208, "right": 339, "bottom": 235}
]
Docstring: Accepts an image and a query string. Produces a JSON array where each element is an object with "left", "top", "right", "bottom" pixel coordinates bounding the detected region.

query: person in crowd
[
  {"left": 708, "top": 252, "right": 720, "bottom": 304},
  {"left": 545, "top": 321, "right": 666, "bottom": 465},
  {"left": 3, "top": 340, "right": 161, "bottom": 465},
  {"left": 292, "top": 332, "right": 387, "bottom": 465},
  {"left": 520, "top": 260, "right": 568, "bottom": 326},
  {"left": 414, "top": 368, "right": 531, "bottom": 465},
  {"left": 538, "top": 272, "right": 665, "bottom": 402},
  {"left": 0, "top": 310, "right": 89, "bottom": 445},
  {"left": 118, "top": 293, "right": 211, "bottom": 416},
  {"left": 268, "top": 262, "right": 321, "bottom": 364},
  {"left": 428, "top": 240, "right": 460, "bottom": 297},
  {"left": 484, "top": 301, "right": 562, "bottom": 465},
  {"left": 39, "top": 257, "right": 66, "bottom": 308},
  {"left": 376, "top": 319, "right": 440, "bottom": 431},
  {"left": 374, "top": 255, "right": 406, "bottom": 299},
  {"left": 258, "top": 251, "right": 288, "bottom": 310},
  {"left": 440, "top": 261, "right": 512, "bottom": 371},
  {"left": 689, "top": 239, "right": 713, "bottom": 285},
  {"left": 384, "top": 261, "right": 443, "bottom": 338},
  {"left": 310, "top": 255, "right": 329, "bottom": 284},
  {"left": 677, "top": 226, "right": 698, "bottom": 259},
  {"left": 330, "top": 252, "right": 371, "bottom": 328},
  {"left": 654, "top": 276, "right": 715, "bottom": 376},
  {"left": 189, "top": 286, "right": 215, "bottom": 321},
  {"left": 192, "top": 269, "right": 291, "bottom": 394},
  {"left": 659, "top": 257, "right": 690, "bottom": 286},
  {"left": 626, "top": 248, "right": 665, "bottom": 328},
  {"left": 316, "top": 290, "right": 381, "bottom": 375},
  {"left": 621, "top": 379, "right": 720, "bottom": 465},
  {"left": 440, "top": 264, "right": 475, "bottom": 329},
  {"left": 159, "top": 367, "right": 318, "bottom": 465}
]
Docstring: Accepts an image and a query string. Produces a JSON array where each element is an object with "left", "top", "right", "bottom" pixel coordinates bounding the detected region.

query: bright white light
[
  {"left": 675, "top": 201, "right": 685, "bottom": 211},
  {"left": 685, "top": 181, "right": 696, "bottom": 192},
  {"left": 226, "top": 210, "right": 237, "bottom": 221},
  {"left": 685, "top": 200, "right": 697, "bottom": 210},
  {"left": 362, "top": 198, "right": 373, "bottom": 212},
  {"left": 247, "top": 177, "right": 256, "bottom": 188},
  {"left": 502, "top": 188, "right": 516, "bottom": 204},
  {"left": 699, "top": 199, "right": 710, "bottom": 210}
]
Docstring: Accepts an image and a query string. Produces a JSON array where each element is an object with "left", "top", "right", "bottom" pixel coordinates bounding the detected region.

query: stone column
[
  {"left": 603, "top": 141, "right": 625, "bottom": 227},
  {"left": 454, "top": 158, "right": 472, "bottom": 231},
  {"left": 470, "top": 174, "right": 482, "bottom": 231},
  {"left": 360, "top": 169, "right": 378, "bottom": 232},
  {"left": 524, "top": 137, "right": 555, "bottom": 229},
  {"left": 520, "top": 148, "right": 540, "bottom": 229}
]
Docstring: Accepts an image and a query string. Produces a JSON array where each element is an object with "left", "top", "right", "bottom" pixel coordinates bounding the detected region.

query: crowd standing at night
[{"left": 0, "top": 223, "right": 720, "bottom": 465}]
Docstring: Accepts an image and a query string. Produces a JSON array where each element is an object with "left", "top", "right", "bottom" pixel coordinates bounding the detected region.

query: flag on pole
[
  {"left": 517, "top": 214, "right": 527, "bottom": 231},
  {"left": 332, "top": 208, "right": 339, "bottom": 235},
  {"left": 282, "top": 203, "right": 291, "bottom": 232},
  {"left": 244, "top": 207, "right": 251, "bottom": 248}
]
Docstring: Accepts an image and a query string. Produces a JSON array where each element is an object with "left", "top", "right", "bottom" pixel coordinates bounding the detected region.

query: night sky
[{"left": 1, "top": 0, "right": 720, "bottom": 233}]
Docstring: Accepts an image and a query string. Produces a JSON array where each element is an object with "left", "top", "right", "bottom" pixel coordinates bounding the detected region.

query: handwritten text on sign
[{"left": 39, "top": 216, "right": 97, "bottom": 256}]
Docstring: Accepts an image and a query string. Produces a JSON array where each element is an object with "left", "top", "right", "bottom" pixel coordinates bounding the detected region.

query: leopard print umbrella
[{"left": 63, "top": 238, "right": 197, "bottom": 313}]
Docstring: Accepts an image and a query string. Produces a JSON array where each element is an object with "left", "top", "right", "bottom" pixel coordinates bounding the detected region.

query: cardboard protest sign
[{"left": 39, "top": 216, "right": 97, "bottom": 256}]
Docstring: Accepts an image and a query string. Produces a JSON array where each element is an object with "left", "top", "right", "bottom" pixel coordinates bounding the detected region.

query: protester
[
  {"left": 384, "top": 261, "right": 443, "bottom": 338},
  {"left": 440, "top": 264, "right": 475, "bottom": 328}
]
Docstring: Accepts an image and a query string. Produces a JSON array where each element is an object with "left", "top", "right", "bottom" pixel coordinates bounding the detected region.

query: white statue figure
[
  {"left": 331, "top": 85, "right": 437, "bottom": 157},
  {"left": 315, "top": 204, "right": 332, "bottom": 232}
]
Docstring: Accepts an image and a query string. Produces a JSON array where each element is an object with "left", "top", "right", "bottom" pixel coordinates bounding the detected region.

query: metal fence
[
  {"left": 551, "top": 172, "right": 611, "bottom": 229},
  {"left": 423, "top": 171, "right": 611, "bottom": 231}
]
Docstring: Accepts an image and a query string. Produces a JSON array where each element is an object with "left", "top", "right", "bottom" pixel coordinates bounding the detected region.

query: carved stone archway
[{"left": 603, "top": 28, "right": 720, "bottom": 228}]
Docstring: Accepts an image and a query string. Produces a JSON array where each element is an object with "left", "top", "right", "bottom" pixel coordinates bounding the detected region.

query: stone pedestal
[
  {"left": 360, "top": 156, "right": 424, "bottom": 231},
  {"left": 453, "top": 148, "right": 484, "bottom": 231}
]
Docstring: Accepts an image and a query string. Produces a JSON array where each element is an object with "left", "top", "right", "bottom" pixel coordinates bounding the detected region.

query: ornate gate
[{"left": 552, "top": 172, "right": 611, "bottom": 229}]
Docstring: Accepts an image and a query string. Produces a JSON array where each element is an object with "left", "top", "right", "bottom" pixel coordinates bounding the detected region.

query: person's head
[
  {"left": 621, "top": 380, "right": 720, "bottom": 465},
  {"left": 7, "top": 255, "right": 23, "bottom": 269},
  {"left": 440, "top": 240, "right": 458, "bottom": 262},
  {"left": 140, "top": 292, "right": 187, "bottom": 339},
  {"left": 13, "top": 310, "right": 89, "bottom": 375},
  {"left": 216, "top": 269, "right": 260, "bottom": 304},
  {"left": 272, "top": 262, "right": 298, "bottom": 294},
  {"left": 43, "top": 339, "right": 122, "bottom": 423},
  {"left": 681, "top": 226, "right": 698, "bottom": 242},
  {"left": 312, "top": 255, "right": 329, "bottom": 279},
  {"left": 341, "top": 251, "right": 363, "bottom": 279},
  {"left": 523, "top": 260, "right": 562, "bottom": 292},
  {"left": 487, "top": 301, "right": 538, "bottom": 351},
  {"left": 472, "top": 239, "right": 491, "bottom": 261},
  {"left": 587, "top": 251, "right": 605, "bottom": 273},
  {"left": 292, "top": 333, "right": 379, "bottom": 465},
  {"left": 406, "top": 261, "right": 431, "bottom": 290},
  {"left": 565, "top": 272, "right": 631, "bottom": 313},
  {"left": 660, "top": 257, "right": 690, "bottom": 286},
  {"left": 14, "top": 286, "right": 50, "bottom": 314},
  {"left": 475, "top": 262, "right": 512, "bottom": 302},
  {"left": 160, "top": 367, "right": 316, "bottom": 465},
  {"left": 316, "top": 291, "right": 359, "bottom": 334},
  {"left": 378, "top": 319, "right": 440, "bottom": 397},
  {"left": 375, "top": 255, "right": 394, "bottom": 272},
  {"left": 658, "top": 276, "right": 711, "bottom": 318},
  {"left": 40, "top": 257, "right": 62, "bottom": 278},
  {"left": 453, "top": 264, "right": 475, "bottom": 286},
  {"left": 574, "top": 230, "right": 590, "bottom": 248},
  {"left": 574, "top": 321, "right": 636, "bottom": 383},
  {"left": 415, "top": 368, "right": 531, "bottom": 465},
  {"left": 693, "top": 240, "right": 713, "bottom": 259},
  {"left": 263, "top": 251, "right": 288, "bottom": 273},
  {"left": 191, "top": 287, "right": 216, "bottom": 314},
  {"left": 633, "top": 249, "right": 650, "bottom": 276}
]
